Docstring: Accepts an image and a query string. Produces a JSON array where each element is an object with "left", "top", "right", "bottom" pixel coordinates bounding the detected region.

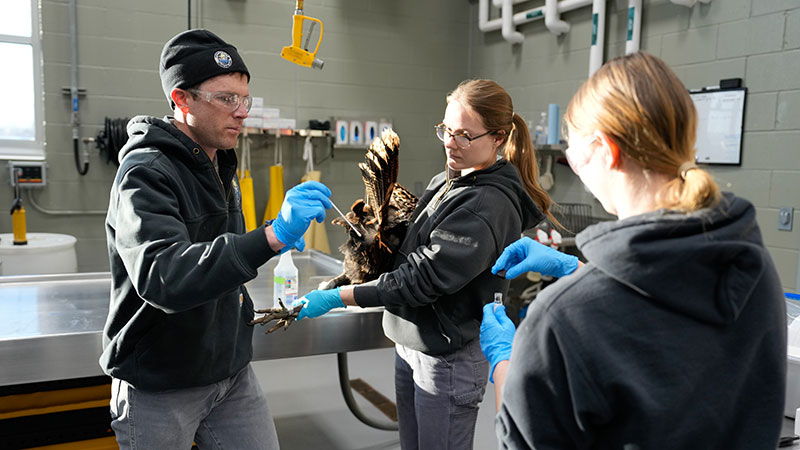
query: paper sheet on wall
[{"left": 690, "top": 88, "right": 746, "bottom": 165}]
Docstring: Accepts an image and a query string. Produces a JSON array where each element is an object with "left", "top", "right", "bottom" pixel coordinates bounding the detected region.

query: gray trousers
[
  {"left": 110, "top": 364, "right": 279, "bottom": 450},
  {"left": 395, "top": 339, "right": 489, "bottom": 450}
]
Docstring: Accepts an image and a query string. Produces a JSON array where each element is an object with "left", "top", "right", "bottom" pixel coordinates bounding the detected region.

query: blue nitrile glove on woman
[
  {"left": 272, "top": 181, "right": 332, "bottom": 251},
  {"left": 480, "top": 303, "right": 516, "bottom": 383},
  {"left": 492, "top": 236, "right": 579, "bottom": 279},
  {"left": 295, "top": 287, "right": 344, "bottom": 320}
]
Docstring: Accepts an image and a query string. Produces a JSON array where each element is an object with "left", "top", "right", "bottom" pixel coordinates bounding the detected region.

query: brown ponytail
[
  {"left": 447, "top": 79, "right": 557, "bottom": 224},
  {"left": 564, "top": 52, "right": 720, "bottom": 212}
]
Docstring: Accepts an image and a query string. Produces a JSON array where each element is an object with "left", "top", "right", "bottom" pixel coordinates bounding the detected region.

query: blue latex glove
[
  {"left": 492, "top": 236, "right": 579, "bottom": 280},
  {"left": 295, "top": 287, "right": 344, "bottom": 321},
  {"left": 480, "top": 303, "right": 516, "bottom": 383},
  {"left": 272, "top": 181, "right": 332, "bottom": 251}
]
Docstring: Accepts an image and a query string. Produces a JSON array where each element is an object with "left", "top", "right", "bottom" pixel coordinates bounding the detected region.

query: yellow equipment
[
  {"left": 280, "top": 0, "right": 324, "bottom": 70},
  {"left": 239, "top": 131, "right": 257, "bottom": 232},
  {"left": 11, "top": 168, "right": 27, "bottom": 245},
  {"left": 300, "top": 136, "right": 330, "bottom": 253},
  {"left": 262, "top": 140, "right": 285, "bottom": 223}
]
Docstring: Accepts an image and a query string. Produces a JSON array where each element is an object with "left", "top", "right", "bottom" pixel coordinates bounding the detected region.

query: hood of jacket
[
  {"left": 448, "top": 159, "right": 545, "bottom": 230},
  {"left": 576, "top": 193, "right": 768, "bottom": 326},
  {"left": 118, "top": 115, "right": 235, "bottom": 170}
]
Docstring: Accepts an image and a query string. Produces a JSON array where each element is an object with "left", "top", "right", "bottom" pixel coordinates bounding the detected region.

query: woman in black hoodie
[
  {"left": 482, "top": 52, "right": 787, "bottom": 449},
  {"left": 297, "top": 80, "right": 555, "bottom": 449}
]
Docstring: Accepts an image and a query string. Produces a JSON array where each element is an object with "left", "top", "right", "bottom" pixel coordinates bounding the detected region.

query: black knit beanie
[{"left": 159, "top": 29, "right": 250, "bottom": 109}]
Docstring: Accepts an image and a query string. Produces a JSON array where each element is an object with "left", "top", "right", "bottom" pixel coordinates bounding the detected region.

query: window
[{"left": 0, "top": 0, "right": 44, "bottom": 160}]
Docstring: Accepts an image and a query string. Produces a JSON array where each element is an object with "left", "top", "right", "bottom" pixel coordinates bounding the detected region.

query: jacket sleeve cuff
[
  {"left": 236, "top": 224, "right": 277, "bottom": 271},
  {"left": 353, "top": 280, "right": 382, "bottom": 307}
]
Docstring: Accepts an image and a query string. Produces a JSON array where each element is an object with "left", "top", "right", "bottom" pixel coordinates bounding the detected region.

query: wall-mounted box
[{"left": 9, "top": 161, "right": 46, "bottom": 187}]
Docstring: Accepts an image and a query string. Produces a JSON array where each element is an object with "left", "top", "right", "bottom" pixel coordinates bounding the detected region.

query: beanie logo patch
[{"left": 214, "top": 51, "right": 233, "bottom": 68}]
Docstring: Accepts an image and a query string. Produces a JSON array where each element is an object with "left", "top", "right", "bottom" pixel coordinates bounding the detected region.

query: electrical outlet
[
  {"left": 8, "top": 161, "right": 47, "bottom": 187},
  {"left": 779, "top": 207, "right": 794, "bottom": 231}
]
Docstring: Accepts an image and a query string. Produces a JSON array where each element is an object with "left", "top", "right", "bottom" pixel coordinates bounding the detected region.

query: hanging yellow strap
[
  {"left": 239, "top": 169, "right": 257, "bottom": 232},
  {"left": 263, "top": 164, "right": 285, "bottom": 223}
]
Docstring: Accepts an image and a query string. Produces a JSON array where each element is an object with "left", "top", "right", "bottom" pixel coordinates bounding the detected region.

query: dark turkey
[{"left": 322, "top": 129, "right": 418, "bottom": 290}]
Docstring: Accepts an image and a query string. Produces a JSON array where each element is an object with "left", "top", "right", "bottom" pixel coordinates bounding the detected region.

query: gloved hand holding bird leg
[{"left": 250, "top": 298, "right": 303, "bottom": 334}]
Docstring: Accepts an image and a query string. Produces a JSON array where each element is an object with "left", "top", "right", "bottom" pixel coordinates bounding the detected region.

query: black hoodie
[
  {"left": 497, "top": 193, "right": 787, "bottom": 449},
  {"left": 100, "top": 116, "right": 276, "bottom": 391},
  {"left": 354, "top": 159, "right": 544, "bottom": 355}
]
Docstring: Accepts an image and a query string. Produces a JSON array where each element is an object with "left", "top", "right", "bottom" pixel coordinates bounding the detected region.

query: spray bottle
[
  {"left": 273, "top": 251, "right": 299, "bottom": 309},
  {"left": 534, "top": 111, "right": 548, "bottom": 146}
]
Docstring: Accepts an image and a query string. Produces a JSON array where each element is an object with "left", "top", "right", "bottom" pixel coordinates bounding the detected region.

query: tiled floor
[{"left": 254, "top": 347, "right": 499, "bottom": 450}]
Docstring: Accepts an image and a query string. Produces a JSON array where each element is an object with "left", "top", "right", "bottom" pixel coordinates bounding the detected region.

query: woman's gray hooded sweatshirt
[{"left": 497, "top": 193, "right": 787, "bottom": 449}]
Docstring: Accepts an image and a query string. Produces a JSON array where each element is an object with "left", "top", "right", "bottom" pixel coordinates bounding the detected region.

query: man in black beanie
[{"left": 102, "top": 29, "right": 332, "bottom": 449}]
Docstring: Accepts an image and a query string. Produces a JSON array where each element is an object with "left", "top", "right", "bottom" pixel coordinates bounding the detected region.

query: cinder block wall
[
  {"left": 0, "top": 0, "right": 467, "bottom": 271},
  {"left": 3, "top": 0, "right": 798, "bottom": 291},
  {"left": 470, "top": 0, "right": 800, "bottom": 291}
]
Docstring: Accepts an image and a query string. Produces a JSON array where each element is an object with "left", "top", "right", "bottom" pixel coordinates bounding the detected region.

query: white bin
[{"left": 0, "top": 233, "right": 78, "bottom": 276}]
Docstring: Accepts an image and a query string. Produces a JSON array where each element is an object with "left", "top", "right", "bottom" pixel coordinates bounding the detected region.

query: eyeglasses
[
  {"left": 434, "top": 123, "right": 493, "bottom": 149},
  {"left": 564, "top": 134, "right": 598, "bottom": 174},
  {"left": 189, "top": 89, "right": 253, "bottom": 113}
]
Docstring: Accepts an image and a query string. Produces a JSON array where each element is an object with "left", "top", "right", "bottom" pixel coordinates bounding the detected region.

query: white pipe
[
  {"left": 492, "top": 0, "right": 527, "bottom": 9},
  {"left": 478, "top": 0, "right": 593, "bottom": 41},
  {"left": 559, "top": 0, "right": 593, "bottom": 12},
  {"left": 625, "top": 0, "right": 642, "bottom": 54},
  {"left": 588, "top": 0, "right": 606, "bottom": 77},
  {"left": 501, "top": 0, "right": 524, "bottom": 44},
  {"left": 478, "top": 0, "right": 502, "bottom": 32},
  {"left": 545, "top": 0, "right": 570, "bottom": 35},
  {"left": 670, "top": 0, "right": 712, "bottom": 7}
]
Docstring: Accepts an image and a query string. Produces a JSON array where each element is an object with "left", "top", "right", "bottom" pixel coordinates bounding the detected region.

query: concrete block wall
[
  {"left": 3, "top": 0, "right": 798, "bottom": 291},
  {"left": 0, "top": 0, "right": 467, "bottom": 271},
  {"left": 469, "top": 0, "right": 800, "bottom": 291}
]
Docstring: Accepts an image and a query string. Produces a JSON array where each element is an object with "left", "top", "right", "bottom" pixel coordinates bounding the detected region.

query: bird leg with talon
[{"left": 250, "top": 298, "right": 303, "bottom": 333}]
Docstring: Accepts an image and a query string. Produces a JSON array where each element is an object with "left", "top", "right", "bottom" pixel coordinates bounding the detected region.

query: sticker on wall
[
  {"left": 336, "top": 120, "right": 348, "bottom": 145},
  {"left": 365, "top": 121, "right": 378, "bottom": 143},
  {"left": 379, "top": 120, "right": 393, "bottom": 133}
]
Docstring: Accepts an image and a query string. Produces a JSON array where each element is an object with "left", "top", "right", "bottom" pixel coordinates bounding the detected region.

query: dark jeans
[{"left": 395, "top": 339, "right": 489, "bottom": 450}]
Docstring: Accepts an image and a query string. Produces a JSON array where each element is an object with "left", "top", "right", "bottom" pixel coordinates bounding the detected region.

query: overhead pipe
[
  {"left": 625, "top": 0, "right": 642, "bottom": 54},
  {"left": 501, "top": 0, "right": 524, "bottom": 44},
  {"left": 479, "top": 0, "right": 593, "bottom": 44},
  {"left": 669, "top": 0, "right": 711, "bottom": 6},
  {"left": 479, "top": 0, "right": 527, "bottom": 33},
  {"left": 588, "top": 0, "right": 606, "bottom": 76},
  {"left": 545, "top": 0, "right": 570, "bottom": 35}
]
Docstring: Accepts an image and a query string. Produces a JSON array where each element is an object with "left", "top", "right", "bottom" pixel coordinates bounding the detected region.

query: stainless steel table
[{"left": 0, "top": 250, "right": 392, "bottom": 387}]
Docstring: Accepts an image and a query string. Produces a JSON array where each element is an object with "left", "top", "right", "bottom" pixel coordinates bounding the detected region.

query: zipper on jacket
[{"left": 210, "top": 153, "right": 230, "bottom": 208}]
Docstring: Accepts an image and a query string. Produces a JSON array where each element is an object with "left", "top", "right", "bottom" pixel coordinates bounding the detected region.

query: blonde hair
[
  {"left": 563, "top": 52, "right": 720, "bottom": 212},
  {"left": 447, "top": 79, "right": 556, "bottom": 224}
]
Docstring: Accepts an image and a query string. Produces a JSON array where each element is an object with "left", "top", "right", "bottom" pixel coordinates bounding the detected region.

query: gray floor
[{"left": 253, "top": 347, "right": 499, "bottom": 450}]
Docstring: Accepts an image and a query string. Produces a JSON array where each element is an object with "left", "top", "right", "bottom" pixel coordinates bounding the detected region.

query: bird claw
[{"left": 250, "top": 298, "right": 303, "bottom": 334}]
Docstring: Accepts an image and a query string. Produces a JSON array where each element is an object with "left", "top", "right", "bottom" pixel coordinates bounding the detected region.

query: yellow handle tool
[
  {"left": 280, "top": 0, "right": 324, "bottom": 69},
  {"left": 10, "top": 168, "right": 27, "bottom": 245}
]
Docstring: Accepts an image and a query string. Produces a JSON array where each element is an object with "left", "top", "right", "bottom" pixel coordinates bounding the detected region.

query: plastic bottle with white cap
[{"left": 273, "top": 251, "right": 299, "bottom": 309}]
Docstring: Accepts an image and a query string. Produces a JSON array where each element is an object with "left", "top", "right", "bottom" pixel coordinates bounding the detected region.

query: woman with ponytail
[
  {"left": 481, "top": 52, "right": 786, "bottom": 449},
  {"left": 296, "top": 79, "right": 551, "bottom": 449}
]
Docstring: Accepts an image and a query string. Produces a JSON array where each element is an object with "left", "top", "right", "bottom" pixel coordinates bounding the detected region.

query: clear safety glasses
[
  {"left": 190, "top": 89, "right": 253, "bottom": 113},
  {"left": 434, "top": 123, "right": 493, "bottom": 149}
]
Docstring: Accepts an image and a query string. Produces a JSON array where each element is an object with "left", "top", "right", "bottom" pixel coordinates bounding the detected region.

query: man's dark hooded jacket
[{"left": 101, "top": 115, "right": 276, "bottom": 391}]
